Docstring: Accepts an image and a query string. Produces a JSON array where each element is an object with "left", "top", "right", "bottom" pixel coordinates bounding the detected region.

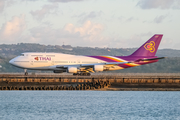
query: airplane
[{"left": 9, "top": 34, "right": 164, "bottom": 76}]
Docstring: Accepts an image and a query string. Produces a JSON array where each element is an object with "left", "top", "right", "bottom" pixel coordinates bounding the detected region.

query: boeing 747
[{"left": 9, "top": 34, "right": 164, "bottom": 76}]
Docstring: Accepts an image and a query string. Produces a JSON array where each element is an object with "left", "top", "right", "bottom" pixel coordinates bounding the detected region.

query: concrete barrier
[
  {"left": 154, "top": 79, "right": 159, "bottom": 83},
  {"left": 1, "top": 74, "right": 180, "bottom": 91},
  {"left": 174, "top": 79, "right": 180, "bottom": 83}
]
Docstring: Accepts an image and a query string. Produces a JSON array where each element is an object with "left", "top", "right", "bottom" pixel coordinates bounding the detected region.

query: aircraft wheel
[
  {"left": 79, "top": 73, "right": 91, "bottom": 76},
  {"left": 73, "top": 73, "right": 77, "bottom": 76}
]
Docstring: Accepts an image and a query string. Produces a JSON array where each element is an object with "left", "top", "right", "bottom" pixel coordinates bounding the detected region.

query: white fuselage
[{"left": 9, "top": 52, "right": 121, "bottom": 71}]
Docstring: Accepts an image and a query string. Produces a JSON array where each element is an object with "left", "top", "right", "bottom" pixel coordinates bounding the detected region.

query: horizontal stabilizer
[
  {"left": 134, "top": 57, "right": 165, "bottom": 62},
  {"left": 143, "top": 57, "right": 165, "bottom": 61}
]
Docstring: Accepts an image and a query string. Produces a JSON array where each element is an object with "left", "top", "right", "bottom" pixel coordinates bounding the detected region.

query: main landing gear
[
  {"left": 73, "top": 73, "right": 91, "bottom": 76},
  {"left": 24, "top": 69, "right": 28, "bottom": 76}
]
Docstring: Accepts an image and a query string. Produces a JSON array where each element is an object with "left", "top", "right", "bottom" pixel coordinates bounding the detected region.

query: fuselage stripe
[{"left": 89, "top": 56, "right": 138, "bottom": 67}]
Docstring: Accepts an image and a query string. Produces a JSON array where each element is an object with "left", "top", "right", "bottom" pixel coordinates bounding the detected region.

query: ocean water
[{"left": 0, "top": 91, "right": 180, "bottom": 120}]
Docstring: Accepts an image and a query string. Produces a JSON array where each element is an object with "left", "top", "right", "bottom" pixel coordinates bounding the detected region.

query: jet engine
[
  {"left": 93, "top": 65, "right": 104, "bottom": 72},
  {"left": 67, "top": 67, "right": 78, "bottom": 73}
]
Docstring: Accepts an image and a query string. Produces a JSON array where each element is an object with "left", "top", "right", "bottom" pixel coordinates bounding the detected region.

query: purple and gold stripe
[{"left": 88, "top": 56, "right": 139, "bottom": 69}]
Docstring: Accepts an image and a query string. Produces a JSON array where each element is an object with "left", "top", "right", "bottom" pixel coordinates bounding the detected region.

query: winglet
[{"left": 131, "top": 34, "right": 163, "bottom": 57}]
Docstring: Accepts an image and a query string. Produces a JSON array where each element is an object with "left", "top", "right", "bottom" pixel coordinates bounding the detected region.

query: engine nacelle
[
  {"left": 93, "top": 65, "right": 104, "bottom": 72},
  {"left": 53, "top": 70, "right": 64, "bottom": 73},
  {"left": 67, "top": 67, "right": 78, "bottom": 73}
]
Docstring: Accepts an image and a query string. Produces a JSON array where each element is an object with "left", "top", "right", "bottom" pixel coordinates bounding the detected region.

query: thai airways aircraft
[{"left": 9, "top": 34, "right": 164, "bottom": 76}]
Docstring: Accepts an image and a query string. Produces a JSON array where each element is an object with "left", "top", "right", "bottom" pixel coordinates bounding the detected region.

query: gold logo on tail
[{"left": 144, "top": 41, "right": 155, "bottom": 53}]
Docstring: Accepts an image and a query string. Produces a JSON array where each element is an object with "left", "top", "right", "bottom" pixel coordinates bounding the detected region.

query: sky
[{"left": 0, "top": 0, "right": 180, "bottom": 49}]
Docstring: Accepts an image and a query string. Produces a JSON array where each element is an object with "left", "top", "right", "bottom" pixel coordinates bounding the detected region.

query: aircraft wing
[
  {"left": 56, "top": 61, "right": 131, "bottom": 68},
  {"left": 80, "top": 61, "right": 131, "bottom": 67},
  {"left": 56, "top": 57, "right": 165, "bottom": 69}
]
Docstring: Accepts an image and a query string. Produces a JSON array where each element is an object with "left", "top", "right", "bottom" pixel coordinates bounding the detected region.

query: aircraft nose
[
  {"left": 9, "top": 59, "right": 13, "bottom": 64},
  {"left": 9, "top": 59, "right": 15, "bottom": 65},
  {"left": 9, "top": 57, "right": 23, "bottom": 67}
]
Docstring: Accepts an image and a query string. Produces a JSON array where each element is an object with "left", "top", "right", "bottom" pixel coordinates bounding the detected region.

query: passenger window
[{"left": 20, "top": 54, "right": 24, "bottom": 56}]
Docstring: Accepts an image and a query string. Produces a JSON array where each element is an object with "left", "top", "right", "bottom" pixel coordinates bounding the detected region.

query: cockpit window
[{"left": 20, "top": 54, "right": 24, "bottom": 56}]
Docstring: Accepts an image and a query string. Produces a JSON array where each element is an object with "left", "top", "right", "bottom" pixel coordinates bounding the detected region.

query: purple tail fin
[{"left": 131, "top": 34, "right": 163, "bottom": 57}]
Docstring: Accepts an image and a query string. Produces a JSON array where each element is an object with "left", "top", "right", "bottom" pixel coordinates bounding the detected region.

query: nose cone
[
  {"left": 9, "top": 58, "right": 18, "bottom": 67},
  {"left": 9, "top": 59, "right": 15, "bottom": 65},
  {"left": 9, "top": 57, "right": 24, "bottom": 68}
]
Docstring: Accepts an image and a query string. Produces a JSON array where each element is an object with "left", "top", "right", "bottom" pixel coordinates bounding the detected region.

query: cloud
[
  {"left": 8, "top": 20, "right": 165, "bottom": 48},
  {"left": 21, "top": 0, "right": 38, "bottom": 1},
  {"left": 73, "top": 11, "right": 103, "bottom": 23},
  {"left": 48, "top": 0, "right": 84, "bottom": 3},
  {"left": 142, "top": 14, "right": 168, "bottom": 24},
  {"left": 0, "top": 15, "right": 26, "bottom": 43},
  {"left": 137, "top": 0, "right": 180, "bottom": 9},
  {"left": 85, "top": 11, "right": 102, "bottom": 19},
  {"left": 154, "top": 15, "right": 167, "bottom": 23},
  {"left": 161, "top": 37, "right": 174, "bottom": 48},
  {"left": 0, "top": 1, "right": 5, "bottom": 13},
  {"left": 0, "top": 0, "right": 16, "bottom": 13},
  {"left": 63, "top": 20, "right": 104, "bottom": 39},
  {"left": 19, "top": 21, "right": 111, "bottom": 47},
  {"left": 20, "top": 21, "right": 159, "bottom": 48},
  {"left": 30, "top": 3, "right": 58, "bottom": 21},
  {"left": 126, "top": 17, "right": 138, "bottom": 22}
]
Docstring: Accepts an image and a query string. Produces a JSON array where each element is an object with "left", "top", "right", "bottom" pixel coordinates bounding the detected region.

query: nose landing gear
[{"left": 24, "top": 69, "right": 28, "bottom": 76}]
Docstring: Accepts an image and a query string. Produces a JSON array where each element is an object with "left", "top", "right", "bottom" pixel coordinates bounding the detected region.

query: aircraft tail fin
[{"left": 130, "top": 34, "right": 163, "bottom": 57}]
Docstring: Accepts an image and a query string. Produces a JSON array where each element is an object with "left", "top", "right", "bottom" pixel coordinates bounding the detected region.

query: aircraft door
[
  {"left": 51, "top": 58, "right": 54, "bottom": 65},
  {"left": 31, "top": 57, "right": 34, "bottom": 65}
]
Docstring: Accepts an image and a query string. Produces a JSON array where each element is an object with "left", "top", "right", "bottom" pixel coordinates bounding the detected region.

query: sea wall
[{"left": 0, "top": 73, "right": 180, "bottom": 91}]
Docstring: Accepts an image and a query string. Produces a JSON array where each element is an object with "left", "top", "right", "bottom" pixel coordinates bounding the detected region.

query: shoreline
[{"left": 97, "top": 87, "right": 180, "bottom": 91}]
